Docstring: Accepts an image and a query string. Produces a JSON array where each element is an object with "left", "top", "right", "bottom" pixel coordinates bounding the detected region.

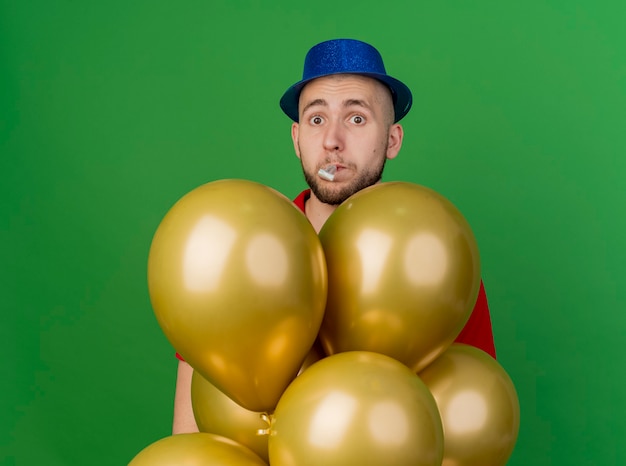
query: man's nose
[{"left": 322, "top": 119, "right": 344, "bottom": 152}]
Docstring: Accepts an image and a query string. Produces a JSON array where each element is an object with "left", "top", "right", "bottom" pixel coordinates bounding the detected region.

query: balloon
[
  {"left": 128, "top": 432, "right": 267, "bottom": 465},
  {"left": 318, "top": 182, "right": 480, "bottom": 372},
  {"left": 268, "top": 351, "right": 443, "bottom": 466},
  {"left": 191, "top": 342, "right": 327, "bottom": 462},
  {"left": 418, "top": 344, "right": 520, "bottom": 466},
  {"left": 148, "top": 179, "right": 327, "bottom": 412},
  {"left": 191, "top": 370, "right": 270, "bottom": 462}
]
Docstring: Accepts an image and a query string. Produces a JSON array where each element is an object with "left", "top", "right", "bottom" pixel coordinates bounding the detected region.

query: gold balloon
[
  {"left": 268, "top": 351, "right": 444, "bottom": 466},
  {"left": 128, "top": 432, "right": 267, "bottom": 465},
  {"left": 418, "top": 344, "right": 520, "bottom": 466},
  {"left": 191, "top": 370, "right": 270, "bottom": 462},
  {"left": 318, "top": 182, "right": 480, "bottom": 372},
  {"left": 148, "top": 179, "right": 327, "bottom": 412},
  {"left": 191, "top": 343, "right": 327, "bottom": 462}
]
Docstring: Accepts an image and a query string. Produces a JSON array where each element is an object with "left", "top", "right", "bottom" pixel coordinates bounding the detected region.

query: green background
[{"left": 2, "top": 0, "right": 624, "bottom": 464}]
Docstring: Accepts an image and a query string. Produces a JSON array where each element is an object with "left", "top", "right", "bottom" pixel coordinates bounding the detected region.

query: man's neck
[{"left": 304, "top": 193, "right": 338, "bottom": 233}]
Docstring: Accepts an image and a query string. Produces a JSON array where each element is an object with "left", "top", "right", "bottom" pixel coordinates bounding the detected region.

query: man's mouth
[{"left": 318, "top": 164, "right": 337, "bottom": 181}]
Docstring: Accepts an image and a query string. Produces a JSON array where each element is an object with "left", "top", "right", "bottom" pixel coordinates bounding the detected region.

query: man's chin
[
  {"left": 312, "top": 185, "right": 355, "bottom": 206},
  {"left": 304, "top": 165, "right": 385, "bottom": 206}
]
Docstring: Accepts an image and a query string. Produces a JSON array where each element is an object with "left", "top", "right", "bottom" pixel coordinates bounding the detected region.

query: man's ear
[
  {"left": 386, "top": 124, "right": 404, "bottom": 160},
  {"left": 291, "top": 122, "right": 301, "bottom": 159}
]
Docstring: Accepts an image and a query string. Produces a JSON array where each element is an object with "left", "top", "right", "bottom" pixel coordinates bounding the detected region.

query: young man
[{"left": 172, "top": 39, "right": 496, "bottom": 433}]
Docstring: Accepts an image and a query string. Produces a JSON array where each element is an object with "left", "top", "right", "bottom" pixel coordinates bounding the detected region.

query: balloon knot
[{"left": 256, "top": 412, "right": 274, "bottom": 436}]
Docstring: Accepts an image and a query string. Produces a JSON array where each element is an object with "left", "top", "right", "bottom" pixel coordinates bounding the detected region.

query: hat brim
[{"left": 280, "top": 72, "right": 412, "bottom": 123}]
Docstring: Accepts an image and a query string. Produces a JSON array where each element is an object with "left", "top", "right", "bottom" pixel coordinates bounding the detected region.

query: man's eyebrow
[
  {"left": 344, "top": 98, "right": 371, "bottom": 110},
  {"left": 301, "top": 98, "right": 327, "bottom": 115}
]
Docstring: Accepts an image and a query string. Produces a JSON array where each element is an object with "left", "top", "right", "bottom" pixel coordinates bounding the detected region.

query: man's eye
[
  {"left": 350, "top": 115, "right": 365, "bottom": 124},
  {"left": 310, "top": 116, "right": 324, "bottom": 125}
]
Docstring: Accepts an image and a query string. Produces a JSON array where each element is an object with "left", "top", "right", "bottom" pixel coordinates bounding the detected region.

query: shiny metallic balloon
[
  {"left": 419, "top": 344, "right": 520, "bottom": 466},
  {"left": 191, "top": 370, "right": 270, "bottom": 462},
  {"left": 318, "top": 182, "right": 481, "bottom": 372},
  {"left": 268, "top": 351, "right": 444, "bottom": 466},
  {"left": 190, "top": 343, "right": 326, "bottom": 462},
  {"left": 128, "top": 432, "right": 267, "bottom": 465},
  {"left": 148, "top": 179, "right": 327, "bottom": 412}
]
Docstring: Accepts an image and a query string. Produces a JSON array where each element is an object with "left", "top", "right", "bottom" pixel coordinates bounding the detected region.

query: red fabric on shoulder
[
  {"left": 454, "top": 281, "right": 496, "bottom": 358},
  {"left": 293, "top": 189, "right": 309, "bottom": 213}
]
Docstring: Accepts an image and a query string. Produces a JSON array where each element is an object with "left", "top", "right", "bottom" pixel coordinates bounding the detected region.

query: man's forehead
[
  {"left": 299, "top": 74, "right": 389, "bottom": 104},
  {"left": 302, "top": 74, "right": 382, "bottom": 91}
]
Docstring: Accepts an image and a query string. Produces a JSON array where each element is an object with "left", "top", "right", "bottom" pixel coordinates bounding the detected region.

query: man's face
[{"left": 291, "top": 74, "right": 402, "bottom": 206}]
